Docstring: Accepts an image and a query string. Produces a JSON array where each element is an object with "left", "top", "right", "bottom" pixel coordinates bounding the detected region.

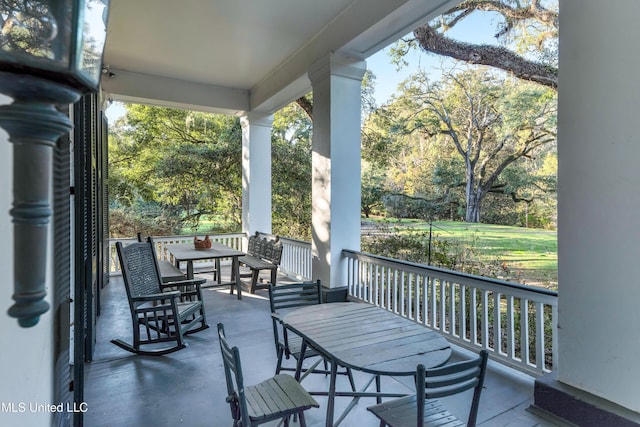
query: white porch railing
[
  {"left": 255, "top": 232, "right": 313, "bottom": 280},
  {"left": 108, "top": 232, "right": 311, "bottom": 278},
  {"left": 343, "top": 249, "right": 558, "bottom": 377}
]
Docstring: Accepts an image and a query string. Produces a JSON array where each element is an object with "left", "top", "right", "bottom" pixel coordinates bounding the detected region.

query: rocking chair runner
[{"left": 113, "top": 240, "right": 209, "bottom": 356}]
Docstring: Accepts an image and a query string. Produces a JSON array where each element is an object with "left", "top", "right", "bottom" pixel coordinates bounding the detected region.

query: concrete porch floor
[{"left": 84, "top": 266, "right": 569, "bottom": 427}]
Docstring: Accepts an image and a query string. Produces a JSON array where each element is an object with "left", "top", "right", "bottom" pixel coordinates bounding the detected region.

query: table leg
[
  {"left": 326, "top": 361, "right": 338, "bottom": 427},
  {"left": 186, "top": 261, "right": 194, "bottom": 280},
  {"left": 294, "top": 340, "right": 307, "bottom": 382},
  {"left": 215, "top": 259, "right": 221, "bottom": 283},
  {"left": 232, "top": 256, "right": 242, "bottom": 299}
]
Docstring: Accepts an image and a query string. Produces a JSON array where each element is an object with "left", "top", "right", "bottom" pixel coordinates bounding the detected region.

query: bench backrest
[
  {"left": 247, "top": 233, "right": 282, "bottom": 265},
  {"left": 264, "top": 239, "right": 283, "bottom": 266}
]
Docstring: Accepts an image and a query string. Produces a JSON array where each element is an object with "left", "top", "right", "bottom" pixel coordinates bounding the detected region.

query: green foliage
[
  {"left": 271, "top": 100, "right": 313, "bottom": 241},
  {"left": 362, "top": 67, "right": 557, "bottom": 226},
  {"left": 109, "top": 201, "right": 181, "bottom": 237},
  {"left": 361, "top": 163, "right": 386, "bottom": 218},
  {"left": 361, "top": 225, "right": 498, "bottom": 277},
  {"left": 108, "top": 105, "right": 242, "bottom": 237}
]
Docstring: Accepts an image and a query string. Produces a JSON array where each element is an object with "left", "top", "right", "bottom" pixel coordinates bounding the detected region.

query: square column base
[
  {"left": 534, "top": 373, "right": 640, "bottom": 426},
  {"left": 321, "top": 286, "right": 348, "bottom": 303}
]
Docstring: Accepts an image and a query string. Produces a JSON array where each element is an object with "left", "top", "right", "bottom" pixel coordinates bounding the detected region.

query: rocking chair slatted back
[{"left": 120, "top": 242, "right": 163, "bottom": 299}]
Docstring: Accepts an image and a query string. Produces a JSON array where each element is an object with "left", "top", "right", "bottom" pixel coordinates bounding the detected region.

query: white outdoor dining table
[{"left": 282, "top": 302, "right": 452, "bottom": 426}]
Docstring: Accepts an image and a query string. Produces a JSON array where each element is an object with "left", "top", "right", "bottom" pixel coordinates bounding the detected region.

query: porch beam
[{"left": 102, "top": 68, "right": 249, "bottom": 115}]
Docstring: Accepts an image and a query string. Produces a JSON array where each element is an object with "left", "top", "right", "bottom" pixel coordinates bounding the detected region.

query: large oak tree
[{"left": 374, "top": 68, "right": 557, "bottom": 222}]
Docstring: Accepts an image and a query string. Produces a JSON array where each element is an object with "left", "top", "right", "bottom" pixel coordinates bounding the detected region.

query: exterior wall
[
  {"left": 0, "top": 94, "right": 53, "bottom": 425},
  {"left": 557, "top": 0, "right": 640, "bottom": 413}
]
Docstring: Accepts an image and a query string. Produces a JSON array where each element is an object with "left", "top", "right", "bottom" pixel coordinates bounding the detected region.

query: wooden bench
[
  {"left": 239, "top": 233, "right": 283, "bottom": 293},
  {"left": 157, "top": 260, "right": 186, "bottom": 283}
]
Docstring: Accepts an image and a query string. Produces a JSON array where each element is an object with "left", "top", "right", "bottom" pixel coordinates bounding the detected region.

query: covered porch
[
  {"left": 2, "top": 1, "right": 640, "bottom": 427},
  {"left": 86, "top": 266, "right": 560, "bottom": 427}
]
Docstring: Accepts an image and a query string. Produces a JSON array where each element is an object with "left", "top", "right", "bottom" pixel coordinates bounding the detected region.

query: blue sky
[{"left": 366, "top": 12, "right": 499, "bottom": 106}]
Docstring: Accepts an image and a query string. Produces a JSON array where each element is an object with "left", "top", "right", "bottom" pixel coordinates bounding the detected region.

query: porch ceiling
[{"left": 101, "top": 0, "right": 460, "bottom": 115}]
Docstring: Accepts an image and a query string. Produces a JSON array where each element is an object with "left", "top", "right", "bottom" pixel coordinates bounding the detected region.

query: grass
[
  {"left": 366, "top": 218, "right": 558, "bottom": 288},
  {"left": 179, "top": 215, "right": 239, "bottom": 235}
]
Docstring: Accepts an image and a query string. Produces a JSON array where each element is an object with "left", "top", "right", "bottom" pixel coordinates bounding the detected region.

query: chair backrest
[
  {"left": 268, "top": 280, "right": 322, "bottom": 313},
  {"left": 417, "top": 350, "right": 489, "bottom": 427},
  {"left": 217, "top": 323, "right": 250, "bottom": 427},
  {"left": 116, "top": 241, "right": 163, "bottom": 302}
]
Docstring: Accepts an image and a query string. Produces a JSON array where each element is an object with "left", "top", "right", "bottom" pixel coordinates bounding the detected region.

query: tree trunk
[
  {"left": 465, "top": 196, "right": 482, "bottom": 222},
  {"left": 465, "top": 176, "right": 483, "bottom": 223}
]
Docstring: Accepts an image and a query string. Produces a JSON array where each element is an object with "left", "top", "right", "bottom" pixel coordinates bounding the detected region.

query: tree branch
[
  {"left": 413, "top": 25, "right": 557, "bottom": 89},
  {"left": 295, "top": 96, "right": 313, "bottom": 120}
]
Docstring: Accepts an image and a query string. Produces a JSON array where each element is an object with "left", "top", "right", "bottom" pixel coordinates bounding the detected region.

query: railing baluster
[
  {"left": 448, "top": 281, "right": 456, "bottom": 335},
  {"left": 459, "top": 284, "right": 466, "bottom": 341},
  {"left": 439, "top": 278, "right": 446, "bottom": 332},
  {"left": 551, "top": 304, "right": 558, "bottom": 372},
  {"left": 471, "top": 287, "right": 478, "bottom": 345},
  {"left": 393, "top": 268, "right": 398, "bottom": 314},
  {"left": 494, "top": 292, "right": 502, "bottom": 355},
  {"left": 429, "top": 276, "right": 437, "bottom": 329},
  {"left": 506, "top": 295, "right": 515, "bottom": 360},
  {"left": 385, "top": 267, "right": 391, "bottom": 310},
  {"left": 482, "top": 289, "right": 490, "bottom": 351},
  {"left": 410, "top": 271, "right": 414, "bottom": 319},
  {"left": 535, "top": 301, "right": 545, "bottom": 373},
  {"left": 520, "top": 299, "right": 530, "bottom": 367}
]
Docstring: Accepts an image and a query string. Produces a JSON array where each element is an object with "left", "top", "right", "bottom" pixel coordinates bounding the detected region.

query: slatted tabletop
[
  {"left": 283, "top": 302, "right": 452, "bottom": 426},
  {"left": 283, "top": 302, "right": 451, "bottom": 376}
]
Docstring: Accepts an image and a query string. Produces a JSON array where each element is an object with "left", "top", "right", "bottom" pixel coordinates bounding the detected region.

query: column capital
[
  {"left": 308, "top": 53, "right": 366, "bottom": 86},
  {"left": 241, "top": 112, "right": 274, "bottom": 129}
]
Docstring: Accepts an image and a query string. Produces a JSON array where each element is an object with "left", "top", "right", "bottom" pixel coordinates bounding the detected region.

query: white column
[
  {"left": 557, "top": 0, "right": 640, "bottom": 412},
  {"left": 308, "top": 54, "right": 365, "bottom": 288},
  {"left": 241, "top": 113, "right": 273, "bottom": 236}
]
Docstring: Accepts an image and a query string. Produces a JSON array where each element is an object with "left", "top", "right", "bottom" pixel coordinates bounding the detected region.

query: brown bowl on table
[{"left": 194, "top": 235, "right": 212, "bottom": 250}]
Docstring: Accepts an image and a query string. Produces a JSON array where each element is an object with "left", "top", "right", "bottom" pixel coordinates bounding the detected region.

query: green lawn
[{"left": 366, "top": 218, "right": 557, "bottom": 288}]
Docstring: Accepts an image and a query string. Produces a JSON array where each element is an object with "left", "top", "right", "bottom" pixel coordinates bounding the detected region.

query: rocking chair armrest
[
  {"left": 271, "top": 312, "right": 283, "bottom": 323},
  {"left": 131, "top": 290, "right": 180, "bottom": 303}
]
